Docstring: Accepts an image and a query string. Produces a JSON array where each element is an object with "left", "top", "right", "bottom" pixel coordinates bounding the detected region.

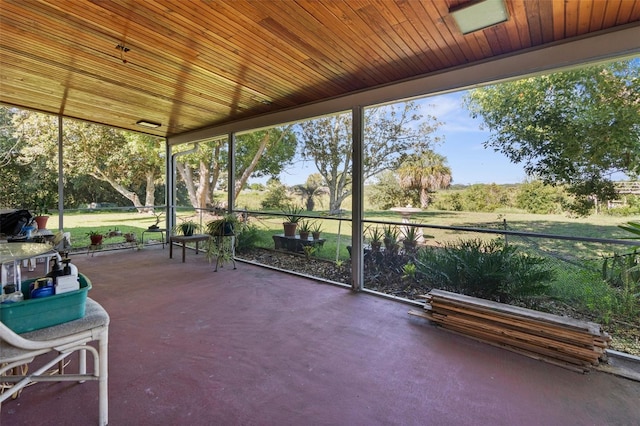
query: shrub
[{"left": 415, "top": 238, "right": 554, "bottom": 303}]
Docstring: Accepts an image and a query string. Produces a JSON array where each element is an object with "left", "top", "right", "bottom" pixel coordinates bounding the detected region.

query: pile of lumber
[{"left": 409, "top": 289, "right": 611, "bottom": 373}]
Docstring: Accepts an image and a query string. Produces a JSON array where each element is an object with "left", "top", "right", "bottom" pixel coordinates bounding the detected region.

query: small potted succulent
[
  {"left": 282, "top": 205, "right": 303, "bottom": 237},
  {"left": 366, "top": 226, "right": 383, "bottom": 251},
  {"left": 298, "top": 220, "right": 312, "bottom": 241},
  {"left": 310, "top": 221, "right": 323, "bottom": 240}
]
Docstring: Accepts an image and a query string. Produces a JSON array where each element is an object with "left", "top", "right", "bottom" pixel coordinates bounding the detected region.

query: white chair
[{"left": 0, "top": 298, "right": 109, "bottom": 425}]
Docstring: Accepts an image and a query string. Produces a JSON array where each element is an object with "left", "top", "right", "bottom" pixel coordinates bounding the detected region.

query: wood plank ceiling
[{"left": 1, "top": 0, "right": 639, "bottom": 139}]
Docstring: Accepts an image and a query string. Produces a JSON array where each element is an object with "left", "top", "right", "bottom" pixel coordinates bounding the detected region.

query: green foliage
[
  {"left": 292, "top": 173, "right": 328, "bottom": 211},
  {"left": 549, "top": 265, "right": 618, "bottom": 324},
  {"left": 402, "top": 262, "right": 417, "bottom": 279},
  {"left": 235, "top": 222, "right": 260, "bottom": 254},
  {"left": 415, "top": 239, "right": 554, "bottom": 303},
  {"left": 601, "top": 251, "right": 640, "bottom": 319},
  {"left": 515, "top": 180, "right": 568, "bottom": 214},
  {"left": 173, "top": 220, "right": 198, "bottom": 236},
  {"left": 368, "top": 170, "right": 419, "bottom": 210},
  {"left": 396, "top": 150, "right": 452, "bottom": 208},
  {"left": 302, "top": 245, "right": 317, "bottom": 259},
  {"left": 465, "top": 60, "right": 640, "bottom": 215},
  {"left": 298, "top": 220, "right": 312, "bottom": 233},
  {"left": 260, "top": 178, "right": 291, "bottom": 209},
  {"left": 298, "top": 101, "right": 442, "bottom": 213},
  {"left": 365, "top": 225, "right": 384, "bottom": 243},
  {"left": 618, "top": 221, "right": 640, "bottom": 239},
  {"left": 282, "top": 204, "right": 303, "bottom": 223}
]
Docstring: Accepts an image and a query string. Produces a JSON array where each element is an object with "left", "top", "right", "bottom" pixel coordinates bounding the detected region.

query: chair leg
[
  {"left": 98, "top": 331, "right": 109, "bottom": 426},
  {"left": 78, "top": 349, "right": 87, "bottom": 383}
]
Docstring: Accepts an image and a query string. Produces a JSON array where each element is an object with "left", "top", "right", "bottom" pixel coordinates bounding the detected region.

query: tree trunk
[
  {"left": 420, "top": 187, "right": 430, "bottom": 209},
  {"left": 144, "top": 171, "right": 156, "bottom": 212},
  {"left": 89, "top": 169, "right": 145, "bottom": 212}
]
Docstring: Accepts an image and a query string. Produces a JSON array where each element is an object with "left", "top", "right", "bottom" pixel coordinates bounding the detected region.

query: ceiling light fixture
[
  {"left": 136, "top": 120, "right": 161, "bottom": 129},
  {"left": 450, "top": 0, "right": 509, "bottom": 35}
]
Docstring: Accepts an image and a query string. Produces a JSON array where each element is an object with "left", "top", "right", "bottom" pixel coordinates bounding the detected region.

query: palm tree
[
  {"left": 292, "top": 173, "right": 329, "bottom": 211},
  {"left": 397, "top": 151, "right": 452, "bottom": 208}
]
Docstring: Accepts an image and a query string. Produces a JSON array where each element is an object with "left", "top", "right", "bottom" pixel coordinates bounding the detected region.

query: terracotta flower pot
[
  {"left": 34, "top": 215, "right": 49, "bottom": 230},
  {"left": 90, "top": 235, "right": 103, "bottom": 246},
  {"left": 283, "top": 222, "right": 297, "bottom": 237}
]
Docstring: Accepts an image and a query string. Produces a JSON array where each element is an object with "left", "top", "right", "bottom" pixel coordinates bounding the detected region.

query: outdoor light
[
  {"left": 450, "top": 0, "right": 509, "bottom": 35},
  {"left": 136, "top": 120, "right": 161, "bottom": 129}
]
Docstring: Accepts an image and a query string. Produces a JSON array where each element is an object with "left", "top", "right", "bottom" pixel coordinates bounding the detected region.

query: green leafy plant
[
  {"left": 402, "top": 262, "right": 417, "bottom": 279},
  {"left": 302, "top": 245, "right": 316, "bottom": 259},
  {"left": 403, "top": 224, "right": 420, "bottom": 244},
  {"left": 282, "top": 205, "right": 303, "bottom": 223},
  {"left": 366, "top": 226, "right": 383, "bottom": 244},
  {"left": 310, "top": 221, "right": 323, "bottom": 234},
  {"left": 206, "top": 214, "right": 238, "bottom": 236},
  {"left": 298, "top": 220, "right": 312, "bottom": 233},
  {"left": 618, "top": 221, "right": 640, "bottom": 238},
  {"left": 383, "top": 224, "right": 400, "bottom": 252},
  {"left": 415, "top": 238, "right": 554, "bottom": 303},
  {"left": 173, "top": 219, "right": 199, "bottom": 236}
]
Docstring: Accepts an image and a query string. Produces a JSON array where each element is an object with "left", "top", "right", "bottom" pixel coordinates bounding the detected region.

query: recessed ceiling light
[
  {"left": 136, "top": 120, "right": 161, "bottom": 129},
  {"left": 450, "top": 0, "right": 509, "bottom": 35}
]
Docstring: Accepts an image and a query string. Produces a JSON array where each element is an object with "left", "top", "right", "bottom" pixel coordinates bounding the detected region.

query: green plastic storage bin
[{"left": 0, "top": 273, "right": 91, "bottom": 334}]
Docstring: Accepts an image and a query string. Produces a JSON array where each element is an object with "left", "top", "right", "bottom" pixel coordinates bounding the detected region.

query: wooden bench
[{"left": 169, "top": 234, "right": 210, "bottom": 262}]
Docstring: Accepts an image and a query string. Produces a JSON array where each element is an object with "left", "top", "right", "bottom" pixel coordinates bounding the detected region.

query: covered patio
[
  {"left": 2, "top": 1, "right": 640, "bottom": 424},
  {"left": 2, "top": 248, "right": 639, "bottom": 425}
]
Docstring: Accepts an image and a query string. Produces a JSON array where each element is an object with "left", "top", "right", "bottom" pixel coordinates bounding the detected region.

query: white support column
[
  {"left": 165, "top": 140, "right": 175, "bottom": 233},
  {"left": 228, "top": 133, "right": 235, "bottom": 213},
  {"left": 351, "top": 106, "right": 364, "bottom": 291},
  {"left": 57, "top": 115, "right": 64, "bottom": 231}
]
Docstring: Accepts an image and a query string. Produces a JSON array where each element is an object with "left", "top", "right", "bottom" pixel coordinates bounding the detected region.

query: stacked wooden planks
[{"left": 409, "top": 289, "right": 611, "bottom": 373}]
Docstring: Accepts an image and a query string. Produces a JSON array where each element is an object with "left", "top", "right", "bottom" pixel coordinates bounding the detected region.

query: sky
[
  {"left": 421, "top": 91, "right": 527, "bottom": 185},
  {"left": 275, "top": 89, "right": 527, "bottom": 187}
]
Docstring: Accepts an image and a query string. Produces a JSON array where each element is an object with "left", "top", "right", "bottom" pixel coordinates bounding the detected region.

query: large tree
[
  {"left": 397, "top": 151, "right": 452, "bottom": 208},
  {"left": 175, "top": 127, "right": 297, "bottom": 210},
  {"left": 464, "top": 60, "right": 640, "bottom": 214},
  {"left": 9, "top": 109, "right": 164, "bottom": 211},
  {"left": 299, "top": 101, "right": 442, "bottom": 213}
]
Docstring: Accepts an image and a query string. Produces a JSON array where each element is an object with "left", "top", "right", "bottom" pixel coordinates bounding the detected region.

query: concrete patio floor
[{"left": 2, "top": 246, "right": 639, "bottom": 425}]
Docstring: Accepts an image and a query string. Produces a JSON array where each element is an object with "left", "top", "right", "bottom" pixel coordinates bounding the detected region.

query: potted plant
[
  {"left": 402, "top": 224, "right": 420, "bottom": 252},
  {"left": 124, "top": 232, "right": 137, "bottom": 243},
  {"left": 86, "top": 230, "right": 103, "bottom": 246},
  {"left": 107, "top": 227, "right": 122, "bottom": 238},
  {"left": 366, "top": 226, "right": 383, "bottom": 251},
  {"left": 206, "top": 213, "right": 238, "bottom": 237},
  {"left": 174, "top": 219, "right": 199, "bottom": 236},
  {"left": 310, "top": 221, "right": 323, "bottom": 240},
  {"left": 32, "top": 198, "right": 50, "bottom": 230},
  {"left": 383, "top": 225, "right": 399, "bottom": 253},
  {"left": 148, "top": 211, "right": 163, "bottom": 230},
  {"left": 282, "top": 205, "right": 303, "bottom": 237},
  {"left": 298, "top": 220, "right": 311, "bottom": 240}
]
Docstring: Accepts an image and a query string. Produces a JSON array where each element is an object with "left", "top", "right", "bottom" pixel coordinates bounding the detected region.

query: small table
[
  {"left": 272, "top": 234, "right": 326, "bottom": 252},
  {"left": 169, "top": 234, "right": 210, "bottom": 263},
  {"left": 142, "top": 228, "right": 167, "bottom": 248}
]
